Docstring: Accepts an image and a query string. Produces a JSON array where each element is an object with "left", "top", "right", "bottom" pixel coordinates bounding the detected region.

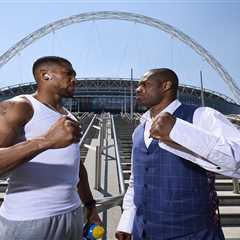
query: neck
[
  {"left": 150, "top": 96, "right": 176, "bottom": 118},
  {"left": 33, "top": 89, "right": 62, "bottom": 110}
]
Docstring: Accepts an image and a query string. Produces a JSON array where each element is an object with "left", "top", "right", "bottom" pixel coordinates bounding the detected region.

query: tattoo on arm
[
  {"left": 0, "top": 102, "right": 14, "bottom": 117},
  {"left": 0, "top": 103, "right": 7, "bottom": 116}
]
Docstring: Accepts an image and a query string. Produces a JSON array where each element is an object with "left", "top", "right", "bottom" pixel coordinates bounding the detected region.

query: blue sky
[{"left": 0, "top": 0, "right": 240, "bottom": 101}]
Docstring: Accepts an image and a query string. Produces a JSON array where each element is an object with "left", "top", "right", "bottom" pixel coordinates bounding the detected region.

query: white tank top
[{"left": 0, "top": 95, "right": 81, "bottom": 220}]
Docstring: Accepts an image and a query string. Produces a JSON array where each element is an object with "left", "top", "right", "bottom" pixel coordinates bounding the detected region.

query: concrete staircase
[
  {"left": 0, "top": 180, "right": 8, "bottom": 205},
  {"left": 216, "top": 175, "right": 240, "bottom": 239}
]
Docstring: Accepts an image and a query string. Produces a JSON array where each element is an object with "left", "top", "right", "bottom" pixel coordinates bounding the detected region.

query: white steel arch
[{"left": 0, "top": 11, "right": 239, "bottom": 103}]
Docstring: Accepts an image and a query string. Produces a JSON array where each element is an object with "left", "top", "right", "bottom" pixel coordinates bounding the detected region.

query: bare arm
[
  {"left": 0, "top": 97, "right": 81, "bottom": 176},
  {"left": 78, "top": 161, "right": 95, "bottom": 204},
  {"left": 0, "top": 137, "right": 52, "bottom": 176},
  {"left": 78, "top": 161, "right": 102, "bottom": 225},
  {"left": 0, "top": 98, "right": 46, "bottom": 175}
]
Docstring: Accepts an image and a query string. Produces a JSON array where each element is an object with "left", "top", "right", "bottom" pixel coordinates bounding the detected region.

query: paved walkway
[{"left": 83, "top": 138, "right": 121, "bottom": 240}]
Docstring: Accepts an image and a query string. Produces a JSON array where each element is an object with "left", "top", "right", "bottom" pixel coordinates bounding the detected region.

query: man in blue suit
[{"left": 116, "top": 68, "right": 240, "bottom": 239}]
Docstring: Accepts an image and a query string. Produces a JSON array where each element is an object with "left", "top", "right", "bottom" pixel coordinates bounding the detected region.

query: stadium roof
[{"left": 0, "top": 77, "right": 237, "bottom": 105}]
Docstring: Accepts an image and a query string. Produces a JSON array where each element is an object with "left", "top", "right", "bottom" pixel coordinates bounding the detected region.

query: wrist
[
  {"left": 84, "top": 199, "right": 96, "bottom": 209},
  {"left": 33, "top": 136, "right": 52, "bottom": 150}
]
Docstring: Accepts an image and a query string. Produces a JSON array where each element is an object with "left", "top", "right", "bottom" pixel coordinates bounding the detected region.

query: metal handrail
[
  {"left": 82, "top": 114, "right": 125, "bottom": 215},
  {"left": 95, "top": 195, "right": 123, "bottom": 213},
  {"left": 111, "top": 115, "right": 126, "bottom": 195},
  {"left": 79, "top": 114, "right": 96, "bottom": 147}
]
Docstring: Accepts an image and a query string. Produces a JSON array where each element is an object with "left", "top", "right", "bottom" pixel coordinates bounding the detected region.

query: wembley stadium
[{"left": 0, "top": 77, "right": 240, "bottom": 115}]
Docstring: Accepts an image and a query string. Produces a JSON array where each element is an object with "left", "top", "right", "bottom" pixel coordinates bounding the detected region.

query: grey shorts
[{"left": 0, "top": 207, "right": 83, "bottom": 240}]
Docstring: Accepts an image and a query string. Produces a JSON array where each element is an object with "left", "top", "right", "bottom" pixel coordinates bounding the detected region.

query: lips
[
  {"left": 136, "top": 95, "right": 146, "bottom": 104},
  {"left": 136, "top": 94, "right": 144, "bottom": 100},
  {"left": 69, "top": 85, "right": 75, "bottom": 89},
  {"left": 67, "top": 86, "right": 75, "bottom": 93}
]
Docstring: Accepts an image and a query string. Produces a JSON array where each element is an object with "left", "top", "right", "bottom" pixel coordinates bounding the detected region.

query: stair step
[
  {"left": 215, "top": 179, "right": 238, "bottom": 191},
  {"left": 216, "top": 185, "right": 234, "bottom": 191},
  {"left": 0, "top": 180, "right": 8, "bottom": 184},
  {"left": 218, "top": 196, "right": 240, "bottom": 206},
  {"left": 219, "top": 206, "right": 240, "bottom": 215},
  {"left": 0, "top": 186, "right": 7, "bottom": 192},
  {"left": 219, "top": 206, "right": 240, "bottom": 226},
  {"left": 223, "top": 227, "right": 240, "bottom": 239},
  {"left": 0, "top": 192, "right": 4, "bottom": 200},
  {"left": 217, "top": 191, "right": 240, "bottom": 197},
  {"left": 124, "top": 179, "right": 130, "bottom": 183},
  {"left": 216, "top": 179, "right": 236, "bottom": 184},
  {"left": 216, "top": 174, "right": 233, "bottom": 180},
  {"left": 121, "top": 164, "right": 132, "bottom": 171}
]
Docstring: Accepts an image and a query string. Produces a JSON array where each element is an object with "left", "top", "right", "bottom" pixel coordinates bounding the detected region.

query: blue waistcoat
[{"left": 132, "top": 104, "right": 213, "bottom": 239}]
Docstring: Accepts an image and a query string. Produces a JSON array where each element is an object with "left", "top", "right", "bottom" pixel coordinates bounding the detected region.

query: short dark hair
[
  {"left": 148, "top": 68, "right": 179, "bottom": 94},
  {"left": 32, "top": 56, "right": 72, "bottom": 78}
]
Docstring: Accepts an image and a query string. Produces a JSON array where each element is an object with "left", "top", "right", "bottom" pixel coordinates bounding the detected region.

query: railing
[
  {"left": 93, "top": 114, "right": 125, "bottom": 209},
  {"left": 79, "top": 114, "right": 96, "bottom": 147},
  {"left": 79, "top": 113, "right": 125, "bottom": 239},
  {"left": 111, "top": 115, "right": 126, "bottom": 195}
]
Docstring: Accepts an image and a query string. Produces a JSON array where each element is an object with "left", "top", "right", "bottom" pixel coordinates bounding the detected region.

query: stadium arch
[{"left": 0, "top": 11, "right": 239, "bottom": 103}]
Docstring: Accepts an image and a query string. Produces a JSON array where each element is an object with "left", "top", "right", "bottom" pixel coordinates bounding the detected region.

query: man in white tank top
[{"left": 0, "top": 56, "right": 101, "bottom": 240}]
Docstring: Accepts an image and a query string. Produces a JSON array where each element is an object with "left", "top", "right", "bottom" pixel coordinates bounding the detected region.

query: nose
[
  {"left": 71, "top": 77, "right": 76, "bottom": 84},
  {"left": 136, "top": 85, "right": 142, "bottom": 94},
  {"left": 70, "top": 78, "right": 76, "bottom": 88}
]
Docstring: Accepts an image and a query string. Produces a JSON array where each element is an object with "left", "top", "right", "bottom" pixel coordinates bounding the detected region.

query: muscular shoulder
[{"left": 0, "top": 96, "right": 33, "bottom": 127}]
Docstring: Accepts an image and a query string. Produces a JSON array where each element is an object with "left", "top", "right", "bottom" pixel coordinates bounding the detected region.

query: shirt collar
[{"left": 140, "top": 99, "right": 182, "bottom": 124}]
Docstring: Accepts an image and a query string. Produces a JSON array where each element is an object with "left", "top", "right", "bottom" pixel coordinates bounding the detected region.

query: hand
[
  {"left": 115, "top": 231, "right": 131, "bottom": 240},
  {"left": 150, "top": 112, "right": 176, "bottom": 142},
  {"left": 43, "top": 116, "right": 81, "bottom": 148},
  {"left": 86, "top": 206, "right": 102, "bottom": 226}
]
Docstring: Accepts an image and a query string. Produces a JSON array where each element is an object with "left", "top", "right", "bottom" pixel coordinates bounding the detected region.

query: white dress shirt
[{"left": 117, "top": 99, "right": 240, "bottom": 234}]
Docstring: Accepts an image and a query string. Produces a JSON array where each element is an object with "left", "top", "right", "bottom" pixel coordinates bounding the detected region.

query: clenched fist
[
  {"left": 43, "top": 116, "right": 81, "bottom": 149},
  {"left": 150, "top": 112, "right": 176, "bottom": 142}
]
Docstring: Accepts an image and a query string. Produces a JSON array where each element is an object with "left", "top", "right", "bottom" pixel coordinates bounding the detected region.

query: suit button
[
  {"left": 145, "top": 167, "right": 149, "bottom": 172},
  {"left": 144, "top": 184, "right": 148, "bottom": 189}
]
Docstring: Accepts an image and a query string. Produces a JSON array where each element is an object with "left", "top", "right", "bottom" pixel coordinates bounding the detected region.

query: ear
[
  {"left": 43, "top": 74, "right": 51, "bottom": 80},
  {"left": 39, "top": 70, "right": 52, "bottom": 81},
  {"left": 163, "top": 80, "right": 172, "bottom": 91}
]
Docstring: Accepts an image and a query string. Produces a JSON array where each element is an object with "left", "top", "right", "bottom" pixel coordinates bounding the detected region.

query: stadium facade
[{"left": 0, "top": 78, "right": 240, "bottom": 115}]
